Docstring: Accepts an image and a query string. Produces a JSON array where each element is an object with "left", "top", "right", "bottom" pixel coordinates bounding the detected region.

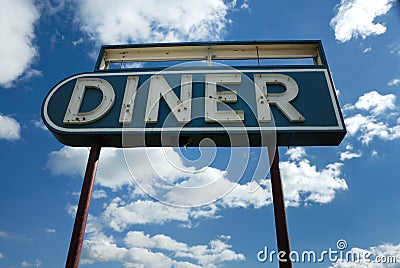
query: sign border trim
[{"left": 43, "top": 68, "right": 344, "bottom": 133}]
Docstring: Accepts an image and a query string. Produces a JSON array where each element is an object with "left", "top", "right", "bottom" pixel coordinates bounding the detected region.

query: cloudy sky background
[{"left": 1, "top": 0, "right": 400, "bottom": 267}]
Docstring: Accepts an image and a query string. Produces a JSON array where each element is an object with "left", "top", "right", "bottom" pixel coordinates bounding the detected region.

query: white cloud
[
  {"left": 286, "top": 147, "right": 306, "bottom": 161},
  {"left": 219, "top": 180, "right": 272, "bottom": 209},
  {"left": 52, "top": 145, "right": 348, "bottom": 267},
  {"left": 50, "top": 145, "right": 348, "bottom": 266},
  {"left": 345, "top": 91, "right": 396, "bottom": 115},
  {"left": 340, "top": 144, "right": 362, "bottom": 161},
  {"left": 0, "top": 0, "right": 39, "bottom": 88},
  {"left": 47, "top": 147, "right": 132, "bottom": 189},
  {"left": 344, "top": 114, "right": 370, "bottom": 136},
  {"left": 82, "top": 233, "right": 194, "bottom": 268},
  {"left": 0, "top": 230, "right": 11, "bottom": 238},
  {"left": 47, "top": 147, "right": 88, "bottom": 177},
  {"left": 48, "top": 146, "right": 252, "bottom": 206},
  {"left": 343, "top": 90, "right": 400, "bottom": 144},
  {"left": 48, "top": 146, "right": 222, "bottom": 193},
  {"left": 49, "top": 145, "right": 348, "bottom": 213},
  {"left": 83, "top": 234, "right": 190, "bottom": 267},
  {"left": 81, "top": 233, "right": 128, "bottom": 264},
  {"left": 388, "top": 78, "right": 400, "bottom": 87},
  {"left": 330, "top": 0, "right": 394, "bottom": 42},
  {"left": 66, "top": 204, "right": 77, "bottom": 217},
  {"left": 240, "top": 1, "right": 249, "bottom": 10},
  {"left": 280, "top": 153, "right": 347, "bottom": 207},
  {"left": 95, "top": 162, "right": 346, "bottom": 232},
  {"left": 0, "top": 252, "right": 3, "bottom": 259},
  {"left": 74, "top": 0, "right": 238, "bottom": 44},
  {"left": 340, "top": 151, "right": 362, "bottom": 161},
  {"left": 21, "top": 259, "right": 42, "bottom": 267},
  {"left": 163, "top": 167, "right": 244, "bottom": 207},
  {"left": 198, "top": 147, "right": 347, "bottom": 208},
  {"left": 345, "top": 144, "right": 353, "bottom": 151},
  {"left": 0, "top": 114, "right": 21, "bottom": 140},
  {"left": 345, "top": 114, "right": 400, "bottom": 144},
  {"left": 81, "top": 231, "right": 244, "bottom": 268},
  {"left": 124, "top": 231, "right": 245, "bottom": 267},
  {"left": 102, "top": 198, "right": 191, "bottom": 231},
  {"left": 363, "top": 47, "right": 372, "bottom": 53},
  {"left": 54, "top": 148, "right": 347, "bottom": 240},
  {"left": 92, "top": 189, "right": 107, "bottom": 199},
  {"left": 329, "top": 243, "right": 400, "bottom": 267},
  {"left": 45, "top": 228, "right": 56, "bottom": 234},
  {"left": 20, "top": 69, "right": 43, "bottom": 81},
  {"left": 389, "top": 43, "right": 400, "bottom": 55},
  {"left": 124, "top": 231, "right": 188, "bottom": 252},
  {"left": 31, "top": 119, "right": 47, "bottom": 130},
  {"left": 98, "top": 196, "right": 222, "bottom": 232},
  {"left": 72, "top": 37, "right": 83, "bottom": 46}
]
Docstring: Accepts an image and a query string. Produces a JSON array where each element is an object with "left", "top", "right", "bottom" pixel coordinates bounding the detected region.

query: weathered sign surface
[{"left": 42, "top": 66, "right": 346, "bottom": 147}]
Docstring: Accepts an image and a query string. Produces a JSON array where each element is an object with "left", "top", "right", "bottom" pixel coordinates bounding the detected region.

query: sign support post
[
  {"left": 270, "top": 146, "right": 292, "bottom": 268},
  {"left": 65, "top": 144, "right": 101, "bottom": 268}
]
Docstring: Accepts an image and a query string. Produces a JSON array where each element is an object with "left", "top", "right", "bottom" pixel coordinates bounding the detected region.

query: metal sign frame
[
  {"left": 42, "top": 41, "right": 346, "bottom": 148},
  {"left": 51, "top": 41, "right": 347, "bottom": 268}
]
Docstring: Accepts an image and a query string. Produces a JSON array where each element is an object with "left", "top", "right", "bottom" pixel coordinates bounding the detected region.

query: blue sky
[{"left": 1, "top": 0, "right": 400, "bottom": 267}]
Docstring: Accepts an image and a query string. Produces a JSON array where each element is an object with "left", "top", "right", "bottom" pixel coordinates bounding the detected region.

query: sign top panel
[{"left": 95, "top": 40, "right": 328, "bottom": 71}]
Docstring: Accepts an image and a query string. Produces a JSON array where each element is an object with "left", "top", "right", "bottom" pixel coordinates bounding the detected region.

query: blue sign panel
[{"left": 42, "top": 67, "right": 346, "bottom": 147}]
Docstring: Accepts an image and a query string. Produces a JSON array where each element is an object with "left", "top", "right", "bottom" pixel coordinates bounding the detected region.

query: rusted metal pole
[
  {"left": 270, "top": 146, "right": 292, "bottom": 268},
  {"left": 65, "top": 145, "right": 101, "bottom": 268}
]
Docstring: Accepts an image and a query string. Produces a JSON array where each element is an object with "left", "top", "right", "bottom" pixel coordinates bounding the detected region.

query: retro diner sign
[{"left": 41, "top": 42, "right": 346, "bottom": 147}]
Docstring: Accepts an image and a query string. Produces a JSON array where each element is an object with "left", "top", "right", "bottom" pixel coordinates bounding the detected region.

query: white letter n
[{"left": 145, "top": 75, "right": 192, "bottom": 123}]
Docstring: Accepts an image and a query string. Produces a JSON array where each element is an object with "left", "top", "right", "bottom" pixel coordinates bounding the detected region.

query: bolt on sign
[{"left": 42, "top": 41, "right": 346, "bottom": 147}]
